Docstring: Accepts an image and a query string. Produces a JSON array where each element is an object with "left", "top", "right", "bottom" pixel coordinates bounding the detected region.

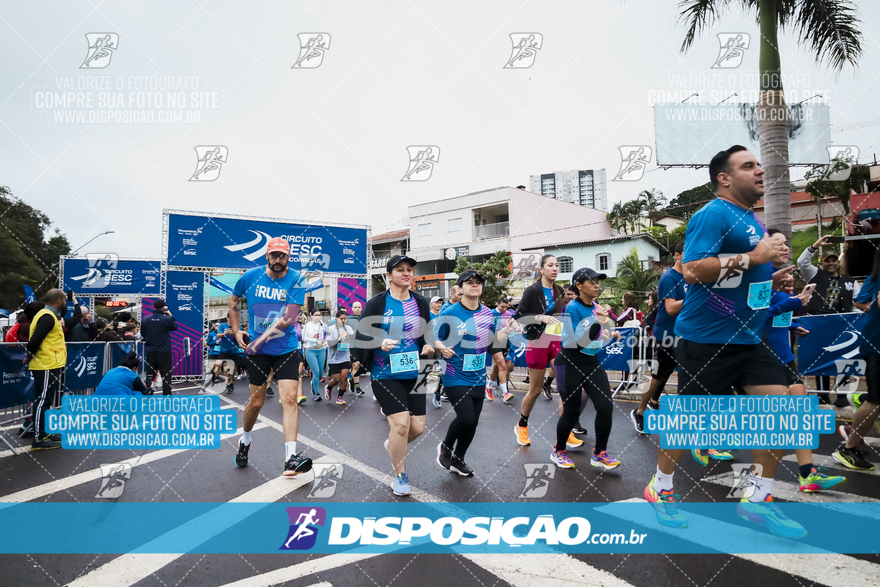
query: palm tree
[
  {"left": 639, "top": 189, "right": 667, "bottom": 227},
  {"left": 607, "top": 201, "right": 627, "bottom": 235},
  {"left": 622, "top": 199, "right": 646, "bottom": 234},
  {"left": 616, "top": 247, "right": 660, "bottom": 303},
  {"left": 677, "top": 1, "right": 862, "bottom": 245}
]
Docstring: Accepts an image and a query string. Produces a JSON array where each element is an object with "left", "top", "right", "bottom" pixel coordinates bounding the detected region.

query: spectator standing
[
  {"left": 95, "top": 317, "right": 123, "bottom": 342},
  {"left": 141, "top": 299, "right": 177, "bottom": 395},
  {"left": 68, "top": 308, "right": 97, "bottom": 342},
  {"left": 797, "top": 235, "right": 861, "bottom": 404},
  {"left": 26, "top": 289, "right": 68, "bottom": 450}
]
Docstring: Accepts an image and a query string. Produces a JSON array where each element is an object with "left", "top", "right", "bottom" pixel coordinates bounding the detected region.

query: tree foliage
[
  {"left": 453, "top": 250, "right": 512, "bottom": 307},
  {"left": 0, "top": 186, "right": 71, "bottom": 311},
  {"left": 664, "top": 182, "right": 714, "bottom": 221},
  {"left": 615, "top": 247, "right": 660, "bottom": 304}
]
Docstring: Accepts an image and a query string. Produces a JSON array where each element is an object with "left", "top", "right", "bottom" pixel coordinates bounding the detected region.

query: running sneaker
[
  {"left": 324, "top": 385, "right": 332, "bottom": 402},
  {"left": 644, "top": 477, "right": 687, "bottom": 529},
  {"left": 432, "top": 393, "right": 442, "bottom": 409},
  {"left": 591, "top": 450, "right": 621, "bottom": 470},
  {"left": 392, "top": 472, "right": 411, "bottom": 496},
  {"left": 566, "top": 432, "right": 584, "bottom": 449},
  {"left": 847, "top": 393, "right": 865, "bottom": 411},
  {"left": 736, "top": 496, "right": 807, "bottom": 539},
  {"left": 336, "top": 397, "right": 346, "bottom": 406},
  {"left": 313, "top": 392, "right": 322, "bottom": 402},
  {"left": 283, "top": 452, "right": 313, "bottom": 477},
  {"left": 630, "top": 410, "right": 644, "bottom": 434},
  {"left": 502, "top": 391, "right": 515, "bottom": 404},
  {"left": 798, "top": 467, "right": 845, "bottom": 492},
  {"left": 708, "top": 449, "right": 733, "bottom": 461},
  {"left": 833, "top": 447, "right": 875, "bottom": 471},
  {"left": 266, "top": 387, "right": 274, "bottom": 396},
  {"left": 571, "top": 424, "right": 587, "bottom": 435},
  {"left": 551, "top": 446, "right": 575, "bottom": 469},
  {"left": 235, "top": 441, "right": 250, "bottom": 467},
  {"left": 523, "top": 376, "right": 530, "bottom": 384},
  {"left": 647, "top": 399, "right": 660, "bottom": 410},
  {"left": 225, "top": 385, "right": 234, "bottom": 395},
  {"left": 31, "top": 436, "right": 61, "bottom": 451},
  {"left": 297, "top": 394, "right": 307, "bottom": 405},
  {"left": 691, "top": 449, "right": 709, "bottom": 466},
  {"left": 436, "top": 442, "right": 452, "bottom": 470},
  {"left": 47, "top": 434, "right": 61, "bottom": 442},
  {"left": 514, "top": 424, "right": 531, "bottom": 446},
  {"left": 485, "top": 386, "right": 495, "bottom": 401},
  {"left": 355, "top": 386, "right": 365, "bottom": 397},
  {"left": 451, "top": 455, "right": 474, "bottom": 477},
  {"left": 838, "top": 424, "right": 871, "bottom": 455},
  {"left": 542, "top": 379, "right": 553, "bottom": 400},
  {"left": 440, "top": 392, "right": 450, "bottom": 402}
]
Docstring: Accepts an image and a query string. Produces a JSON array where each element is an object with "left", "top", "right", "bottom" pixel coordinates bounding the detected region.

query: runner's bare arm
[
  {"left": 229, "top": 295, "right": 245, "bottom": 349},
  {"left": 682, "top": 237, "right": 785, "bottom": 285}
]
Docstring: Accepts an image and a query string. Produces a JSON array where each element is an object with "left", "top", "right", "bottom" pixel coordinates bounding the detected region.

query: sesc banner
[
  {"left": 62, "top": 256, "right": 162, "bottom": 295},
  {"left": 65, "top": 343, "right": 105, "bottom": 391},
  {"left": 0, "top": 344, "right": 34, "bottom": 409},
  {"left": 144, "top": 272, "right": 204, "bottom": 377},
  {"left": 166, "top": 211, "right": 368, "bottom": 275}
]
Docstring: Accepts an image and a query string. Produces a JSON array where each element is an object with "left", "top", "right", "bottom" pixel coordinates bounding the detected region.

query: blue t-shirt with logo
[
  {"left": 217, "top": 322, "right": 241, "bottom": 354},
  {"left": 857, "top": 276, "right": 880, "bottom": 357},
  {"left": 674, "top": 199, "right": 772, "bottom": 345},
  {"left": 372, "top": 293, "right": 422, "bottom": 380},
  {"left": 232, "top": 266, "right": 307, "bottom": 355},
  {"left": 560, "top": 298, "right": 603, "bottom": 356},
  {"left": 434, "top": 302, "right": 498, "bottom": 388},
  {"left": 654, "top": 268, "right": 688, "bottom": 342},
  {"left": 543, "top": 287, "right": 555, "bottom": 312}
]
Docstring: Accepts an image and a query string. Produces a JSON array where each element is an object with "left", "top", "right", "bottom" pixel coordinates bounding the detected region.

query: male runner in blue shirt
[{"left": 229, "top": 237, "right": 312, "bottom": 477}]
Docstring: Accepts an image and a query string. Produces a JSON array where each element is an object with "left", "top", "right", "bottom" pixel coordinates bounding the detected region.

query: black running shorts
[
  {"left": 245, "top": 351, "right": 301, "bottom": 386},
  {"left": 675, "top": 338, "right": 786, "bottom": 395}
]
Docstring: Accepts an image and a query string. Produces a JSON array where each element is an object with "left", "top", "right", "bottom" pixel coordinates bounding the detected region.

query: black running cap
[
  {"left": 572, "top": 268, "right": 607, "bottom": 283},
  {"left": 457, "top": 270, "right": 485, "bottom": 286},
  {"left": 386, "top": 255, "right": 418, "bottom": 272}
]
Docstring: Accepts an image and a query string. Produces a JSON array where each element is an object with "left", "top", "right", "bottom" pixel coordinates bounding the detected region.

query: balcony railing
[{"left": 474, "top": 221, "right": 510, "bottom": 240}]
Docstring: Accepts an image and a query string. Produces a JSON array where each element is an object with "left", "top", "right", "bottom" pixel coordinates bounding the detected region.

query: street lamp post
[{"left": 72, "top": 231, "right": 115, "bottom": 254}]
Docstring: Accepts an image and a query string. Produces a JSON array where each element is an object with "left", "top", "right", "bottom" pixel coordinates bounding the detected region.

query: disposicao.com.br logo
[{"left": 280, "top": 508, "right": 647, "bottom": 550}]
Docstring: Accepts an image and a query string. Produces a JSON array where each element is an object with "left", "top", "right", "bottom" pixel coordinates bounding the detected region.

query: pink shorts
[{"left": 525, "top": 336, "right": 561, "bottom": 370}]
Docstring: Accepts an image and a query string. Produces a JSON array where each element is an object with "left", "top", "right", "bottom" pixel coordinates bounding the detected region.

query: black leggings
[
  {"left": 442, "top": 386, "right": 485, "bottom": 459},
  {"left": 555, "top": 352, "right": 614, "bottom": 453}
]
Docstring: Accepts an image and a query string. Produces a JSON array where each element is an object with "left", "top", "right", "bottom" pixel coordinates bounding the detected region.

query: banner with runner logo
[
  {"left": 144, "top": 271, "right": 204, "bottom": 377},
  {"left": 64, "top": 343, "right": 105, "bottom": 391},
  {"left": 62, "top": 257, "right": 162, "bottom": 295},
  {"left": 165, "top": 211, "right": 368, "bottom": 275},
  {"left": 0, "top": 344, "right": 34, "bottom": 409},
  {"left": 795, "top": 313, "right": 866, "bottom": 376}
]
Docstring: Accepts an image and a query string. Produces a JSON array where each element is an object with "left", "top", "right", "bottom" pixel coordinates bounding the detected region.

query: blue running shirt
[
  {"left": 232, "top": 266, "right": 306, "bottom": 355},
  {"left": 372, "top": 294, "right": 422, "bottom": 380},
  {"left": 674, "top": 199, "right": 772, "bottom": 345},
  {"left": 434, "top": 302, "right": 498, "bottom": 387}
]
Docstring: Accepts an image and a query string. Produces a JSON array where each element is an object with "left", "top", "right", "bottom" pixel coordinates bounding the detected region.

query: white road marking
[
  {"left": 600, "top": 498, "right": 880, "bottom": 587},
  {"left": 65, "top": 456, "right": 332, "bottom": 587},
  {"left": 463, "top": 553, "right": 637, "bottom": 586},
  {"left": 0, "top": 422, "right": 269, "bottom": 503},
  {"left": 701, "top": 472, "right": 880, "bottom": 503},
  {"left": 781, "top": 453, "right": 880, "bottom": 476},
  {"left": 215, "top": 555, "right": 379, "bottom": 587}
]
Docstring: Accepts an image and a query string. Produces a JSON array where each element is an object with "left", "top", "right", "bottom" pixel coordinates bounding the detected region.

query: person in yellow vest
[{"left": 26, "top": 289, "right": 68, "bottom": 450}]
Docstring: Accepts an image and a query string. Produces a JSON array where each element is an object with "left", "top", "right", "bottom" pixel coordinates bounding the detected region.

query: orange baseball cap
[{"left": 266, "top": 237, "right": 290, "bottom": 255}]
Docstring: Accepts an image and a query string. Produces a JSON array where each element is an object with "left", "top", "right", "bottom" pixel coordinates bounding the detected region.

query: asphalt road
[{"left": 1, "top": 374, "right": 878, "bottom": 587}]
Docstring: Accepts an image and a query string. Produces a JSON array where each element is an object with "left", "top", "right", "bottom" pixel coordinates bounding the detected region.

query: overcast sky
[{"left": 2, "top": 1, "right": 879, "bottom": 258}]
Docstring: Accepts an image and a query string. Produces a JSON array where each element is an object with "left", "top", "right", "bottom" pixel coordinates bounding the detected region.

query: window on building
[
  {"left": 418, "top": 223, "right": 431, "bottom": 237},
  {"left": 597, "top": 253, "right": 610, "bottom": 272},
  {"left": 448, "top": 217, "right": 462, "bottom": 232},
  {"left": 558, "top": 256, "right": 573, "bottom": 273}
]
